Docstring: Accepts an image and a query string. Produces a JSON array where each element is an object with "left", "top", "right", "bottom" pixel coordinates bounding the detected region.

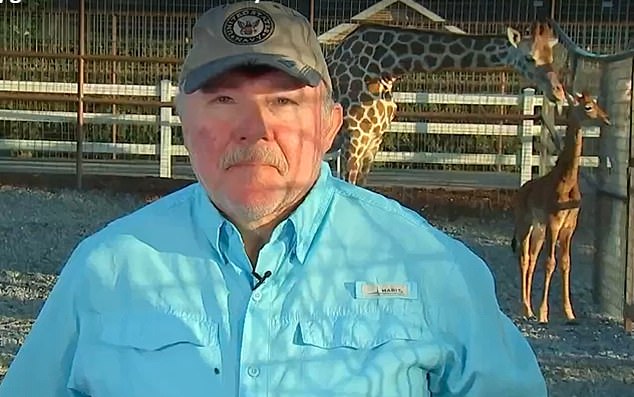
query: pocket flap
[
  {"left": 99, "top": 310, "right": 219, "bottom": 351},
  {"left": 297, "top": 313, "right": 422, "bottom": 350}
]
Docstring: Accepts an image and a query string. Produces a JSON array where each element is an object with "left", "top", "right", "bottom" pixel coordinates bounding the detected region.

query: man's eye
[
  {"left": 211, "top": 96, "right": 234, "bottom": 104},
  {"left": 275, "top": 97, "right": 296, "bottom": 105}
]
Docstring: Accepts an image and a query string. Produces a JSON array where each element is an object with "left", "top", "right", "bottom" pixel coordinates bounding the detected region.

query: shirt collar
[
  {"left": 286, "top": 161, "right": 335, "bottom": 262},
  {"left": 193, "top": 182, "right": 228, "bottom": 255},
  {"left": 193, "top": 161, "right": 336, "bottom": 263}
]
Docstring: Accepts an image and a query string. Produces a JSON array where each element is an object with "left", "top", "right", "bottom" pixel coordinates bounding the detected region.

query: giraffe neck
[
  {"left": 330, "top": 24, "right": 530, "bottom": 80},
  {"left": 553, "top": 112, "right": 584, "bottom": 185}
]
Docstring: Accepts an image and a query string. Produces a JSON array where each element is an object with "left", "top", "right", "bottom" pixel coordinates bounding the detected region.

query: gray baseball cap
[{"left": 179, "top": 1, "right": 332, "bottom": 94}]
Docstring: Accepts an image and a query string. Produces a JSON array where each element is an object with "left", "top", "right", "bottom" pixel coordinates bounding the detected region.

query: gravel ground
[{"left": 0, "top": 183, "right": 633, "bottom": 396}]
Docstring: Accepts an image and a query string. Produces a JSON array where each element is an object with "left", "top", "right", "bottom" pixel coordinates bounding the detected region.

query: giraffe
[
  {"left": 326, "top": 21, "right": 568, "bottom": 185},
  {"left": 510, "top": 91, "right": 611, "bottom": 324}
]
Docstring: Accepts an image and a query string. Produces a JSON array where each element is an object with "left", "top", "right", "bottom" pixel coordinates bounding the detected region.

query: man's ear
[{"left": 322, "top": 102, "right": 344, "bottom": 153}]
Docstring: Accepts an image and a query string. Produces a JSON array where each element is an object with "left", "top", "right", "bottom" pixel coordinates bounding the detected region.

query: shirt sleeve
[
  {"left": 425, "top": 240, "right": 548, "bottom": 397},
  {"left": 0, "top": 243, "right": 89, "bottom": 397}
]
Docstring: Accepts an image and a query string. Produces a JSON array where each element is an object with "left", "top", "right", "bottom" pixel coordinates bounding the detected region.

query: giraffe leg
[
  {"left": 517, "top": 222, "right": 536, "bottom": 319},
  {"left": 358, "top": 135, "right": 383, "bottom": 186},
  {"left": 340, "top": 113, "right": 367, "bottom": 185},
  {"left": 526, "top": 224, "right": 546, "bottom": 320},
  {"left": 558, "top": 211, "right": 579, "bottom": 323},
  {"left": 346, "top": 155, "right": 363, "bottom": 185},
  {"left": 358, "top": 154, "right": 373, "bottom": 186},
  {"left": 344, "top": 135, "right": 365, "bottom": 185},
  {"left": 356, "top": 98, "right": 394, "bottom": 186},
  {"left": 538, "top": 217, "right": 561, "bottom": 324}
]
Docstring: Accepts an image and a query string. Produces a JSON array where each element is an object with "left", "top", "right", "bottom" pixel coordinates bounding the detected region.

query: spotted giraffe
[{"left": 326, "top": 21, "right": 567, "bottom": 185}]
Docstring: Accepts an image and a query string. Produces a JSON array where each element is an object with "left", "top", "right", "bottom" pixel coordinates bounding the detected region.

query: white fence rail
[{"left": 0, "top": 80, "right": 602, "bottom": 188}]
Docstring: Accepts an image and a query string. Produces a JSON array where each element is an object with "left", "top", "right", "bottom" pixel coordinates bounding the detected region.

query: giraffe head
[
  {"left": 506, "top": 21, "right": 567, "bottom": 110},
  {"left": 566, "top": 91, "right": 611, "bottom": 126},
  {"left": 511, "top": 21, "right": 559, "bottom": 66}
]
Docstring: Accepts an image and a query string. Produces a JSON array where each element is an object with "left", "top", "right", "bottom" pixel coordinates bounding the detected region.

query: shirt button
[
  {"left": 247, "top": 366, "right": 260, "bottom": 377},
  {"left": 252, "top": 291, "right": 262, "bottom": 302}
]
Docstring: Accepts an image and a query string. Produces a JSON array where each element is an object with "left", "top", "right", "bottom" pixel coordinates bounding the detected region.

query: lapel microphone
[{"left": 252, "top": 270, "right": 272, "bottom": 291}]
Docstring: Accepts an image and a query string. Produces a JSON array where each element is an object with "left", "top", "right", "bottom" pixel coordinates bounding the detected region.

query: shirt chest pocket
[
  {"left": 285, "top": 312, "right": 428, "bottom": 396},
  {"left": 99, "top": 310, "right": 220, "bottom": 352},
  {"left": 71, "top": 309, "right": 222, "bottom": 397},
  {"left": 84, "top": 309, "right": 223, "bottom": 396},
  {"left": 296, "top": 312, "right": 424, "bottom": 350}
]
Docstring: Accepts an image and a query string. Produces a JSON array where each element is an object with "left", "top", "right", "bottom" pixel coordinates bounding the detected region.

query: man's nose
[{"left": 236, "top": 102, "right": 274, "bottom": 142}]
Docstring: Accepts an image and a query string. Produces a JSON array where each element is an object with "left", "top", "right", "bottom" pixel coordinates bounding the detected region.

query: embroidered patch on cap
[
  {"left": 222, "top": 7, "right": 275, "bottom": 45},
  {"left": 354, "top": 281, "right": 417, "bottom": 299}
]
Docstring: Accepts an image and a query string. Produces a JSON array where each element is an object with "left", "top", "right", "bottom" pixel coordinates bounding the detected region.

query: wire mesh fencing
[{"left": 0, "top": 0, "right": 631, "bottom": 186}]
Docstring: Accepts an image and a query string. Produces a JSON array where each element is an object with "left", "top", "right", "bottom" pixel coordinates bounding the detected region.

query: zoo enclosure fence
[
  {"left": 2, "top": 0, "right": 632, "bottom": 188},
  {"left": 0, "top": 80, "right": 602, "bottom": 190}
]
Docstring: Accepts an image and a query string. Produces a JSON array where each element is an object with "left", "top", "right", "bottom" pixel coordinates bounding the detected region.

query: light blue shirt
[{"left": 0, "top": 162, "right": 547, "bottom": 397}]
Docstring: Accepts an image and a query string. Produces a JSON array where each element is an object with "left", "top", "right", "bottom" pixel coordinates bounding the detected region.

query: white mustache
[{"left": 220, "top": 146, "right": 288, "bottom": 174}]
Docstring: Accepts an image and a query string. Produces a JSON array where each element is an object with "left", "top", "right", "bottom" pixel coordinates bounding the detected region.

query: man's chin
[
  {"left": 220, "top": 194, "right": 280, "bottom": 223},
  {"left": 223, "top": 188, "right": 282, "bottom": 209}
]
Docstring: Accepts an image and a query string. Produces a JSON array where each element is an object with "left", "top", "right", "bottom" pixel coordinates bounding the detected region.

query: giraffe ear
[{"left": 507, "top": 27, "right": 522, "bottom": 48}]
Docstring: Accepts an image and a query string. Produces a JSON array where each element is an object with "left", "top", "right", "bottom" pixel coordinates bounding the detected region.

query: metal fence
[
  {"left": 0, "top": 0, "right": 632, "bottom": 185},
  {"left": 4, "top": 82, "right": 602, "bottom": 189}
]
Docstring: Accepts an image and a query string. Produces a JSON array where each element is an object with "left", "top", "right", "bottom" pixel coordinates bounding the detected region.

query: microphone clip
[{"left": 252, "top": 269, "right": 272, "bottom": 291}]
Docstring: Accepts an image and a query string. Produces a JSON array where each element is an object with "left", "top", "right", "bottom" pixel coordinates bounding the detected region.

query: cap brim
[{"left": 181, "top": 53, "right": 324, "bottom": 94}]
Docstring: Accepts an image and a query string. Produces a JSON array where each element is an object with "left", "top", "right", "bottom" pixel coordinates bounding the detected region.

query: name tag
[{"left": 354, "top": 281, "right": 417, "bottom": 299}]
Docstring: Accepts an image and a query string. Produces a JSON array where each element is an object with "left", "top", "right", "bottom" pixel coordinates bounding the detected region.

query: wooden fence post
[
  {"left": 540, "top": 100, "right": 555, "bottom": 176},
  {"left": 518, "top": 87, "right": 535, "bottom": 187},
  {"left": 159, "top": 79, "right": 172, "bottom": 178},
  {"left": 620, "top": 58, "right": 634, "bottom": 332}
]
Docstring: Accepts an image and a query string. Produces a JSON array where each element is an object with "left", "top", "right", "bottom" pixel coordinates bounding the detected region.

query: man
[{"left": 0, "top": 2, "right": 548, "bottom": 396}]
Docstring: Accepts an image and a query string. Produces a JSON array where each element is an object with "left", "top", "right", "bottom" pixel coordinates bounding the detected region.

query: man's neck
[
  {"left": 216, "top": 169, "right": 323, "bottom": 267},
  {"left": 240, "top": 223, "right": 276, "bottom": 267},
  {"left": 231, "top": 200, "right": 301, "bottom": 268}
]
